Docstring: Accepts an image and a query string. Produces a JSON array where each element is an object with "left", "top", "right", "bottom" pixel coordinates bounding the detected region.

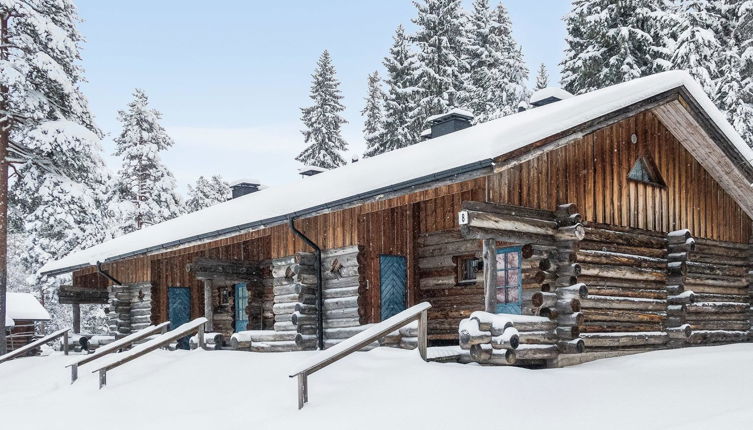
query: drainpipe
[
  {"left": 288, "top": 217, "right": 324, "bottom": 350},
  {"left": 96, "top": 261, "right": 123, "bottom": 285}
]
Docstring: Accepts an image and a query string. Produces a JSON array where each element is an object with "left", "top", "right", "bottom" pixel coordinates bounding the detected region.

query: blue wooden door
[
  {"left": 168, "top": 287, "right": 191, "bottom": 350},
  {"left": 234, "top": 283, "right": 249, "bottom": 332},
  {"left": 380, "top": 255, "right": 407, "bottom": 320},
  {"left": 495, "top": 247, "right": 523, "bottom": 314}
]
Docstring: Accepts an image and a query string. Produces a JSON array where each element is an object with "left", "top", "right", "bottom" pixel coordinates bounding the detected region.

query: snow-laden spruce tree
[
  {"left": 362, "top": 71, "right": 388, "bottom": 157},
  {"left": 113, "top": 89, "right": 182, "bottom": 234},
  {"left": 2, "top": 0, "right": 112, "bottom": 341},
  {"left": 185, "top": 175, "right": 231, "bottom": 213},
  {"left": 670, "top": 0, "right": 722, "bottom": 98},
  {"left": 561, "top": 0, "right": 675, "bottom": 94},
  {"left": 536, "top": 63, "right": 549, "bottom": 90},
  {"left": 412, "top": 0, "right": 469, "bottom": 120},
  {"left": 715, "top": 0, "right": 753, "bottom": 147},
  {"left": 296, "top": 50, "right": 349, "bottom": 169},
  {"left": 381, "top": 25, "right": 422, "bottom": 154},
  {"left": 465, "top": 0, "right": 529, "bottom": 122}
]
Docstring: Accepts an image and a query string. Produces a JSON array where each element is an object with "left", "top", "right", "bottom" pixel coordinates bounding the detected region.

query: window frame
[
  {"left": 627, "top": 155, "right": 666, "bottom": 188},
  {"left": 454, "top": 254, "right": 480, "bottom": 286}
]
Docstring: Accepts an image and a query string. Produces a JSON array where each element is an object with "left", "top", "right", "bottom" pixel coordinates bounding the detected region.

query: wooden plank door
[
  {"left": 495, "top": 247, "right": 522, "bottom": 314},
  {"left": 167, "top": 287, "right": 191, "bottom": 349},
  {"left": 380, "top": 255, "right": 407, "bottom": 321},
  {"left": 234, "top": 283, "right": 249, "bottom": 332}
]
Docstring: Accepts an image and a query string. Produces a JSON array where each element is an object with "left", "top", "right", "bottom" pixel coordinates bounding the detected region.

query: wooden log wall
[
  {"left": 321, "top": 246, "right": 367, "bottom": 347},
  {"left": 269, "top": 252, "right": 318, "bottom": 351},
  {"left": 685, "top": 237, "right": 753, "bottom": 344},
  {"left": 488, "top": 110, "right": 752, "bottom": 243},
  {"left": 416, "top": 230, "right": 483, "bottom": 340},
  {"left": 577, "top": 223, "right": 671, "bottom": 351}
]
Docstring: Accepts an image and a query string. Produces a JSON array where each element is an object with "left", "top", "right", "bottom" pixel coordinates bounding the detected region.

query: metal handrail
[
  {"left": 91, "top": 317, "right": 208, "bottom": 389},
  {"left": 65, "top": 321, "right": 171, "bottom": 383},
  {"left": 0, "top": 328, "right": 70, "bottom": 364},
  {"left": 289, "top": 302, "right": 431, "bottom": 409}
]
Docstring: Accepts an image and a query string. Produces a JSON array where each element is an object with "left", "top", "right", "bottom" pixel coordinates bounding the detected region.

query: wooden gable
[{"left": 488, "top": 106, "right": 752, "bottom": 243}]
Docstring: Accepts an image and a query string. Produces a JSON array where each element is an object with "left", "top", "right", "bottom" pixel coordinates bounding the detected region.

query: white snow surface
[
  {"left": 41, "top": 71, "right": 753, "bottom": 275},
  {"left": 530, "top": 86, "right": 575, "bottom": 104},
  {"left": 2, "top": 344, "right": 753, "bottom": 429},
  {"left": 5, "top": 293, "right": 51, "bottom": 327}
]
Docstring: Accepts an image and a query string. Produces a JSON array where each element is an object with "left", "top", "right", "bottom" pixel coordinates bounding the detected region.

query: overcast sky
[{"left": 76, "top": 0, "right": 572, "bottom": 192}]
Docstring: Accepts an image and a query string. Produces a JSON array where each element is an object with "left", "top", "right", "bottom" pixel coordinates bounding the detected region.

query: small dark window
[
  {"left": 628, "top": 156, "right": 665, "bottom": 187},
  {"left": 457, "top": 256, "right": 481, "bottom": 285}
]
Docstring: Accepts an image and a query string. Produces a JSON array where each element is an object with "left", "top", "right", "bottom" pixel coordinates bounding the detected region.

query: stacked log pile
[
  {"left": 107, "top": 283, "right": 152, "bottom": 339},
  {"left": 457, "top": 312, "right": 519, "bottom": 365},
  {"left": 321, "top": 246, "right": 366, "bottom": 348},
  {"left": 576, "top": 224, "right": 675, "bottom": 351},
  {"left": 417, "top": 230, "right": 483, "bottom": 340},
  {"left": 267, "top": 252, "right": 318, "bottom": 351},
  {"left": 684, "top": 237, "right": 752, "bottom": 344}
]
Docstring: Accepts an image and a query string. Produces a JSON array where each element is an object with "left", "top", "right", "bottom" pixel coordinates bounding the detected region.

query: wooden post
[
  {"left": 63, "top": 331, "right": 69, "bottom": 355},
  {"left": 203, "top": 280, "right": 213, "bottom": 332},
  {"left": 71, "top": 364, "right": 78, "bottom": 383},
  {"left": 197, "top": 321, "right": 206, "bottom": 350},
  {"left": 72, "top": 304, "right": 81, "bottom": 334},
  {"left": 482, "top": 239, "right": 497, "bottom": 313},
  {"left": 418, "top": 310, "right": 428, "bottom": 361},
  {"left": 98, "top": 369, "right": 106, "bottom": 389},
  {"left": 297, "top": 373, "right": 307, "bottom": 409}
]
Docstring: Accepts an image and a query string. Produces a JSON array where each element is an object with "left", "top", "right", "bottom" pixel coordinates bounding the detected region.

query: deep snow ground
[{"left": 1, "top": 344, "right": 752, "bottom": 430}]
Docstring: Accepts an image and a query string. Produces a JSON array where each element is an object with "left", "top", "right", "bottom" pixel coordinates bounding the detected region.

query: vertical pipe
[{"left": 288, "top": 217, "right": 323, "bottom": 350}]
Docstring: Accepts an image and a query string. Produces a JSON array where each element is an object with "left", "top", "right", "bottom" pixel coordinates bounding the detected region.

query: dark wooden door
[
  {"left": 168, "top": 287, "right": 191, "bottom": 349},
  {"left": 380, "top": 255, "right": 407, "bottom": 320}
]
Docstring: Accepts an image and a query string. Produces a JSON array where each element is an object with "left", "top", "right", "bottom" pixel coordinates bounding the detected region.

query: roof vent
[
  {"left": 424, "top": 108, "right": 474, "bottom": 139},
  {"left": 530, "top": 87, "right": 573, "bottom": 107},
  {"left": 298, "top": 165, "right": 327, "bottom": 178},
  {"left": 230, "top": 179, "right": 265, "bottom": 199}
]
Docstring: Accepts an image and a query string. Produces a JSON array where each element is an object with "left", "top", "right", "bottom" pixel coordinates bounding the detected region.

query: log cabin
[
  {"left": 41, "top": 71, "right": 753, "bottom": 366},
  {"left": 4, "top": 293, "right": 51, "bottom": 353}
]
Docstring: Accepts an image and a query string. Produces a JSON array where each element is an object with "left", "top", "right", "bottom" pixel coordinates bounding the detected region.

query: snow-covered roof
[
  {"left": 5, "top": 293, "right": 51, "bottom": 327},
  {"left": 530, "top": 87, "right": 574, "bottom": 106},
  {"left": 41, "top": 71, "right": 753, "bottom": 275},
  {"left": 426, "top": 107, "right": 474, "bottom": 123},
  {"left": 297, "top": 165, "right": 327, "bottom": 174},
  {"left": 229, "top": 178, "right": 262, "bottom": 187}
]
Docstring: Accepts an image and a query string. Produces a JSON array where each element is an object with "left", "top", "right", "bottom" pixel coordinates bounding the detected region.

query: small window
[
  {"left": 456, "top": 255, "right": 481, "bottom": 285},
  {"left": 628, "top": 156, "right": 665, "bottom": 187},
  {"left": 496, "top": 247, "right": 523, "bottom": 314}
]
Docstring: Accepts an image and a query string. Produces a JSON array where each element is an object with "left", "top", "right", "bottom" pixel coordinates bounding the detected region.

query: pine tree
[
  {"left": 381, "top": 25, "right": 422, "bottom": 153},
  {"left": 716, "top": 0, "right": 753, "bottom": 147},
  {"left": 670, "top": 0, "right": 722, "bottom": 97},
  {"left": 296, "top": 50, "right": 349, "bottom": 169},
  {"left": 362, "top": 71, "right": 388, "bottom": 157},
  {"left": 412, "top": 0, "right": 469, "bottom": 120},
  {"left": 536, "top": 63, "right": 549, "bottom": 89},
  {"left": 464, "top": 0, "right": 529, "bottom": 122},
  {"left": 561, "top": 0, "right": 675, "bottom": 94},
  {"left": 113, "top": 89, "right": 182, "bottom": 234},
  {"left": 185, "top": 175, "right": 231, "bottom": 213},
  {"left": 3, "top": 0, "right": 112, "bottom": 342}
]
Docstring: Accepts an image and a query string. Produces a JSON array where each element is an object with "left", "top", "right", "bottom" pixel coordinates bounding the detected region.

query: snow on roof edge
[
  {"left": 6, "top": 293, "right": 51, "bottom": 323},
  {"left": 41, "top": 71, "right": 753, "bottom": 275}
]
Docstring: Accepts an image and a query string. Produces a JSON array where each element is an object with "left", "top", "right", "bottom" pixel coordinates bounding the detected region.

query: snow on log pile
[
  {"left": 577, "top": 224, "right": 675, "bottom": 351},
  {"left": 683, "top": 236, "right": 752, "bottom": 344}
]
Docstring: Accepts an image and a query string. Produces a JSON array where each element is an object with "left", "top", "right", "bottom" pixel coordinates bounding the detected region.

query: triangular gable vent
[{"left": 628, "top": 156, "right": 665, "bottom": 186}]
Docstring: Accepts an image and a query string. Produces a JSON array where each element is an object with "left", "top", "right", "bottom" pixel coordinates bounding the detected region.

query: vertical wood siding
[{"left": 488, "top": 111, "right": 751, "bottom": 243}]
